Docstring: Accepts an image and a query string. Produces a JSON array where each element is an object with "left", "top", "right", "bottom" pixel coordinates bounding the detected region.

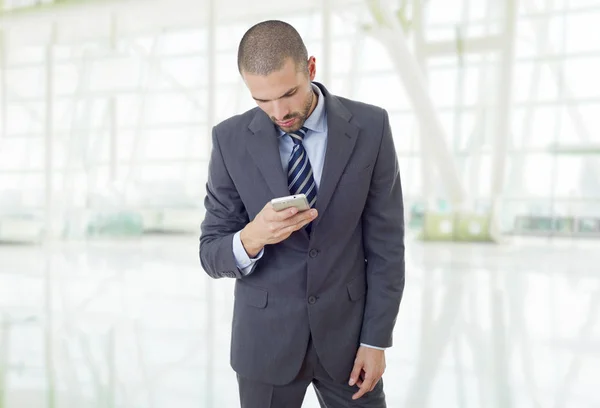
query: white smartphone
[{"left": 271, "top": 194, "right": 311, "bottom": 212}]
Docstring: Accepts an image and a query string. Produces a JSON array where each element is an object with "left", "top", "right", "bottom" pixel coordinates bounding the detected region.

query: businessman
[{"left": 199, "top": 20, "right": 405, "bottom": 408}]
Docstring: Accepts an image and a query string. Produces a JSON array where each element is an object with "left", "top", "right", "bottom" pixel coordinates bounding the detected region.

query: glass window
[
  {"left": 89, "top": 57, "right": 142, "bottom": 91},
  {"left": 6, "top": 103, "right": 44, "bottom": 135},
  {"left": 6, "top": 45, "right": 45, "bottom": 65},
  {"left": 398, "top": 157, "right": 422, "bottom": 197},
  {"left": 566, "top": 10, "right": 600, "bottom": 53},
  {"left": 359, "top": 37, "right": 394, "bottom": 73},
  {"left": 158, "top": 29, "right": 207, "bottom": 55},
  {"left": 512, "top": 106, "right": 561, "bottom": 148},
  {"left": 389, "top": 113, "right": 417, "bottom": 153},
  {"left": 143, "top": 93, "right": 204, "bottom": 126},
  {"left": 520, "top": 153, "right": 555, "bottom": 197},
  {"left": 158, "top": 56, "right": 209, "bottom": 88},
  {"left": 428, "top": 67, "right": 459, "bottom": 107},
  {"left": 514, "top": 62, "right": 560, "bottom": 102},
  {"left": 425, "top": 0, "right": 466, "bottom": 26},
  {"left": 563, "top": 57, "right": 600, "bottom": 99},
  {"left": 574, "top": 104, "right": 600, "bottom": 142},
  {"left": 354, "top": 74, "right": 410, "bottom": 111}
]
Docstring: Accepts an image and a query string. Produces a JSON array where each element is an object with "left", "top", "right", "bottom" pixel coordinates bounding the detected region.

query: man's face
[{"left": 242, "top": 57, "right": 317, "bottom": 133}]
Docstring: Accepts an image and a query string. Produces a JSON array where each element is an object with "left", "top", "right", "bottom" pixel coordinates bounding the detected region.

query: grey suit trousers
[{"left": 237, "top": 336, "right": 386, "bottom": 408}]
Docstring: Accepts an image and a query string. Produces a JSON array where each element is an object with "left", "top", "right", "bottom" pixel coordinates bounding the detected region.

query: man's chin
[
  {"left": 281, "top": 125, "right": 302, "bottom": 133},
  {"left": 276, "top": 119, "right": 305, "bottom": 133}
]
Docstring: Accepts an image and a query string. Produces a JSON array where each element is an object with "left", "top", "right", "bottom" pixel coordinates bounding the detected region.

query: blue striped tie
[{"left": 287, "top": 126, "right": 317, "bottom": 211}]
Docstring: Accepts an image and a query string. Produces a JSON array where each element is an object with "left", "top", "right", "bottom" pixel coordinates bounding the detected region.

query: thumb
[{"left": 348, "top": 360, "right": 364, "bottom": 386}]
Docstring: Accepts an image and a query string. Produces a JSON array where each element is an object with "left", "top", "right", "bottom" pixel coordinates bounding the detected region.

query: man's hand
[
  {"left": 348, "top": 346, "right": 386, "bottom": 400},
  {"left": 240, "top": 202, "right": 318, "bottom": 257}
]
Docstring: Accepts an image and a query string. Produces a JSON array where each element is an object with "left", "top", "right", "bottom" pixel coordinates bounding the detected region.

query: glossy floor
[{"left": 0, "top": 235, "right": 598, "bottom": 407}]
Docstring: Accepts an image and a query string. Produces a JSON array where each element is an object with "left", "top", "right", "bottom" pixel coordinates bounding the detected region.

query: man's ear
[{"left": 307, "top": 56, "right": 317, "bottom": 81}]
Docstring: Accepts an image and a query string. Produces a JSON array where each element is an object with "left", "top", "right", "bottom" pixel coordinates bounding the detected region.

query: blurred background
[{"left": 0, "top": 0, "right": 599, "bottom": 407}]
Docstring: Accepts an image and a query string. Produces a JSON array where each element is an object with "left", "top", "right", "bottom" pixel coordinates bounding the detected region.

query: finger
[
  {"left": 290, "top": 209, "right": 317, "bottom": 224},
  {"left": 368, "top": 376, "right": 381, "bottom": 392},
  {"left": 348, "top": 362, "right": 363, "bottom": 387},
  {"left": 352, "top": 376, "right": 374, "bottom": 400},
  {"left": 356, "top": 369, "right": 366, "bottom": 387},
  {"left": 357, "top": 369, "right": 366, "bottom": 386},
  {"left": 276, "top": 216, "right": 313, "bottom": 238},
  {"left": 275, "top": 209, "right": 316, "bottom": 231},
  {"left": 267, "top": 206, "right": 299, "bottom": 222}
]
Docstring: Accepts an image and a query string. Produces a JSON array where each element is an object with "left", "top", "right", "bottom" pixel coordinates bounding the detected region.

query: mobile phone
[{"left": 270, "top": 194, "right": 311, "bottom": 212}]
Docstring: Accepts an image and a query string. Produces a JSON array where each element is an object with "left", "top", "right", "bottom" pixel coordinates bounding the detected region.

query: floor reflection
[{"left": 0, "top": 236, "right": 598, "bottom": 407}]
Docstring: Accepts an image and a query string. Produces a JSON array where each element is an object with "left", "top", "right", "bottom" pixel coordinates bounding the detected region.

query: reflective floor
[{"left": 0, "top": 235, "right": 599, "bottom": 407}]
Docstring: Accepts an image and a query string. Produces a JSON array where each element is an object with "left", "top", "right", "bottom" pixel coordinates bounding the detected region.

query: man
[{"left": 199, "top": 20, "right": 405, "bottom": 408}]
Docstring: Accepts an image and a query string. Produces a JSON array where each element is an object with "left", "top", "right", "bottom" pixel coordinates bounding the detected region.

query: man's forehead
[{"left": 244, "top": 74, "right": 301, "bottom": 102}]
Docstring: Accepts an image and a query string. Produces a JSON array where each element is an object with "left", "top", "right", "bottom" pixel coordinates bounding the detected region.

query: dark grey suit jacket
[{"left": 199, "top": 82, "right": 405, "bottom": 386}]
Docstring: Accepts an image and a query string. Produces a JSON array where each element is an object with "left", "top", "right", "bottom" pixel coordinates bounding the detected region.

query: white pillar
[
  {"left": 412, "top": 0, "right": 436, "bottom": 211},
  {"left": 44, "top": 257, "right": 56, "bottom": 408},
  {"left": 109, "top": 13, "right": 118, "bottom": 183},
  {"left": 0, "top": 315, "right": 7, "bottom": 408},
  {"left": 490, "top": 0, "right": 518, "bottom": 206},
  {"left": 44, "top": 24, "right": 57, "bottom": 239},
  {"left": 0, "top": 29, "right": 6, "bottom": 140}
]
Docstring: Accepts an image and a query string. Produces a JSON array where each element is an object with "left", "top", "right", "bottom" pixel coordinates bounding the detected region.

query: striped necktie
[{"left": 287, "top": 126, "right": 317, "bottom": 208}]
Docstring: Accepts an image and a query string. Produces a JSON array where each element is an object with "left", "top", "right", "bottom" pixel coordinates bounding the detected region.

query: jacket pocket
[
  {"left": 235, "top": 283, "right": 268, "bottom": 308},
  {"left": 347, "top": 275, "right": 367, "bottom": 301}
]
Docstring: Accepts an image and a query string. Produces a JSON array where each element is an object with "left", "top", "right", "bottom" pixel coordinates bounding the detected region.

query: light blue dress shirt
[
  {"left": 230, "top": 84, "right": 384, "bottom": 350},
  {"left": 232, "top": 83, "right": 327, "bottom": 274}
]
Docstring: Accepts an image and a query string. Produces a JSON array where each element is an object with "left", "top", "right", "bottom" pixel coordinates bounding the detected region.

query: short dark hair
[{"left": 237, "top": 20, "right": 308, "bottom": 76}]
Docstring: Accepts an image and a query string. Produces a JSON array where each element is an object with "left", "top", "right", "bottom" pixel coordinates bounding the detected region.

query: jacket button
[
  {"left": 309, "top": 249, "right": 319, "bottom": 258},
  {"left": 308, "top": 296, "right": 317, "bottom": 305}
]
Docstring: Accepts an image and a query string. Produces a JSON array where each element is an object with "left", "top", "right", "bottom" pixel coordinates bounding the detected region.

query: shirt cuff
[
  {"left": 232, "top": 230, "right": 264, "bottom": 275},
  {"left": 360, "top": 343, "right": 387, "bottom": 351}
]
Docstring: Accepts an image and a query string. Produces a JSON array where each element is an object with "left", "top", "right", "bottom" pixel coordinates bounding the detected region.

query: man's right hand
[{"left": 240, "top": 202, "right": 318, "bottom": 257}]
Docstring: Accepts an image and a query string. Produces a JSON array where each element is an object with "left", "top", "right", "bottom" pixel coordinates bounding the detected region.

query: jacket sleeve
[
  {"left": 360, "top": 109, "right": 406, "bottom": 348},
  {"left": 199, "top": 126, "right": 251, "bottom": 279}
]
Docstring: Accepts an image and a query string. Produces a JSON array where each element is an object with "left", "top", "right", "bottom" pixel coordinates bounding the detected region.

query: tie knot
[{"left": 288, "top": 127, "right": 308, "bottom": 145}]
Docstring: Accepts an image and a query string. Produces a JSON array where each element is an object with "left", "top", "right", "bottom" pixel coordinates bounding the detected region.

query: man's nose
[{"left": 272, "top": 100, "right": 290, "bottom": 121}]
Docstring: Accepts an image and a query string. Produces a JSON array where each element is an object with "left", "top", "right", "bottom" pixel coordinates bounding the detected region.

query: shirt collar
[{"left": 278, "top": 83, "right": 326, "bottom": 137}]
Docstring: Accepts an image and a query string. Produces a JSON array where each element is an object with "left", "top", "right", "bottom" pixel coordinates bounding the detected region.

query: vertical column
[
  {"left": 0, "top": 29, "right": 7, "bottom": 140},
  {"left": 109, "top": 14, "right": 118, "bottom": 183},
  {"left": 0, "top": 316, "right": 8, "bottom": 408},
  {"left": 489, "top": 0, "right": 517, "bottom": 212},
  {"left": 412, "top": 0, "right": 435, "bottom": 211},
  {"left": 44, "top": 24, "right": 58, "bottom": 406},
  {"left": 44, "top": 257, "right": 56, "bottom": 408},
  {"left": 109, "top": 99, "right": 117, "bottom": 183},
  {"left": 549, "top": 2, "right": 568, "bottom": 236},
  {"left": 107, "top": 327, "right": 116, "bottom": 408},
  {"left": 45, "top": 24, "right": 57, "bottom": 239}
]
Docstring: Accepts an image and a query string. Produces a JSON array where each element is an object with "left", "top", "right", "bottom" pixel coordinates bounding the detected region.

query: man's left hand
[{"left": 348, "top": 346, "right": 386, "bottom": 400}]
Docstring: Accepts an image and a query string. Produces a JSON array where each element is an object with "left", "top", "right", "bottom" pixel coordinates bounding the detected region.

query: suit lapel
[
  {"left": 313, "top": 84, "right": 359, "bottom": 229},
  {"left": 245, "top": 84, "right": 360, "bottom": 240},
  {"left": 247, "top": 111, "right": 290, "bottom": 199},
  {"left": 247, "top": 110, "right": 311, "bottom": 242}
]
